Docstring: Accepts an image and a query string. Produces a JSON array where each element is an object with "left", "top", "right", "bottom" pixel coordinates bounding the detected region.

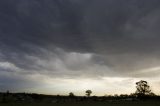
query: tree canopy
[
  {"left": 85, "top": 90, "right": 92, "bottom": 97},
  {"left": 135, "top": 80, "right": 152, "bottom": 96}
]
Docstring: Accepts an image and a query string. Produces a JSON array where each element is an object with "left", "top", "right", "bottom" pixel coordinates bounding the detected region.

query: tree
[
  {"left": 135, "top": 80, "right": 151, "bottom": 96},
  {"left": 85, "top": 90, "right": 92, "bottom": 97},
  {"left": 69, "top": 92, "right": 75, "bottom": 97}
]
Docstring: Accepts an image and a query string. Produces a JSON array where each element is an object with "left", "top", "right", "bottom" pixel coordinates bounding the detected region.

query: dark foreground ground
[
  {"left": 1, "top": 101, "right": 160, "bottom": 106},
  {"left": 1, "top": 92, "right": 160, "bottom": 106}
]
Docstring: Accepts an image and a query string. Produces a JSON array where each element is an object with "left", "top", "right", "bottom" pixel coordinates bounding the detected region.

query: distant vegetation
[
  {"left": 136, "top": 80, "right": 154, "bottom": 96},
  {"left": 85, "top": 90, "right": 92, "bottom": 97},
  {"left": 0, "top": 80, "right": 160, "bottom": 106}
]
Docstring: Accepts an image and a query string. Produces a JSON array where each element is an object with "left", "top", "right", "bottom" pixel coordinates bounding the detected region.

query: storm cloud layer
[{"left": 1, "top": 0, "right": 160, "bottom": 94}]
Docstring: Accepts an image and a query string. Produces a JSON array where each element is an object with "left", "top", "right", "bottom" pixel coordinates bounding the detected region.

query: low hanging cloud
[{"left": 0, "top": 46, "right": 114, "bottom": 78}]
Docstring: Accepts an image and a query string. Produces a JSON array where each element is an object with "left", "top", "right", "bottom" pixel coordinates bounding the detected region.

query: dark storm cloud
[
  {"left": 1, "top": 0, "right": 160, "bottom": 83},
  {"left": 1, "top": 0, "right": 160, "bottom": 52}
]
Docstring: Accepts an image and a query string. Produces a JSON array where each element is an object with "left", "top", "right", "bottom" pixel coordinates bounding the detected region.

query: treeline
[{"left": 0, "top": 92, "right": 160, "bottom": 103}]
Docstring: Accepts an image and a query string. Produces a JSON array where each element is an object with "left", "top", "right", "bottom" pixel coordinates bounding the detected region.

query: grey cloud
[
  {"left": 21, "top": 48, "right": 115, "bottom": 78},
  {"left": 0, "top": 66, "right": 42, "bottom": 92},
  {"left": 0, "top": 0, "right": 160, "bottom": 82},
  {"left": 1, "top": 0, "right": 160, "bottom": 53}
]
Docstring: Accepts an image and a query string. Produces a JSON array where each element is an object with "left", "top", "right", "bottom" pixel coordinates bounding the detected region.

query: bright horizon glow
[{"left": 11, "top": 76, "right": 160, "bottom": 96}]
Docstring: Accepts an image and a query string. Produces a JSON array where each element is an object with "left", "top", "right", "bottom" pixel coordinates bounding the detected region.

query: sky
[{"left": 1, "top": 0, "right": 160, "bottom": 96}]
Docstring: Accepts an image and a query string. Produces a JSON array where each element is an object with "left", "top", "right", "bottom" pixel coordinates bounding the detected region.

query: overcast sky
[{"left": 1, "top": 0, "right": 160, "bottom": 96}]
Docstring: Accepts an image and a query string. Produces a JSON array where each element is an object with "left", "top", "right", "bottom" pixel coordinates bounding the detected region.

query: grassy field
[{"left": 0, "top": 101, "right": 160, "bottom": 106}]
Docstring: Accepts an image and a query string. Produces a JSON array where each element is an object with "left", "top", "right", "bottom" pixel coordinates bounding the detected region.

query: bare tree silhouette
[
  {"left": 135, "top": 80, "right": 152, "bottom": 96},
  {"left": 85, "top": 90, "right": 92, "bottom": 97}
]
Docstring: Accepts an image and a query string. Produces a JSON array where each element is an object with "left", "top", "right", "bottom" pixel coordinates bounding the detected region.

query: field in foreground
[{"left": 1, "top": 101, "right": 160, "bottom": 106}]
